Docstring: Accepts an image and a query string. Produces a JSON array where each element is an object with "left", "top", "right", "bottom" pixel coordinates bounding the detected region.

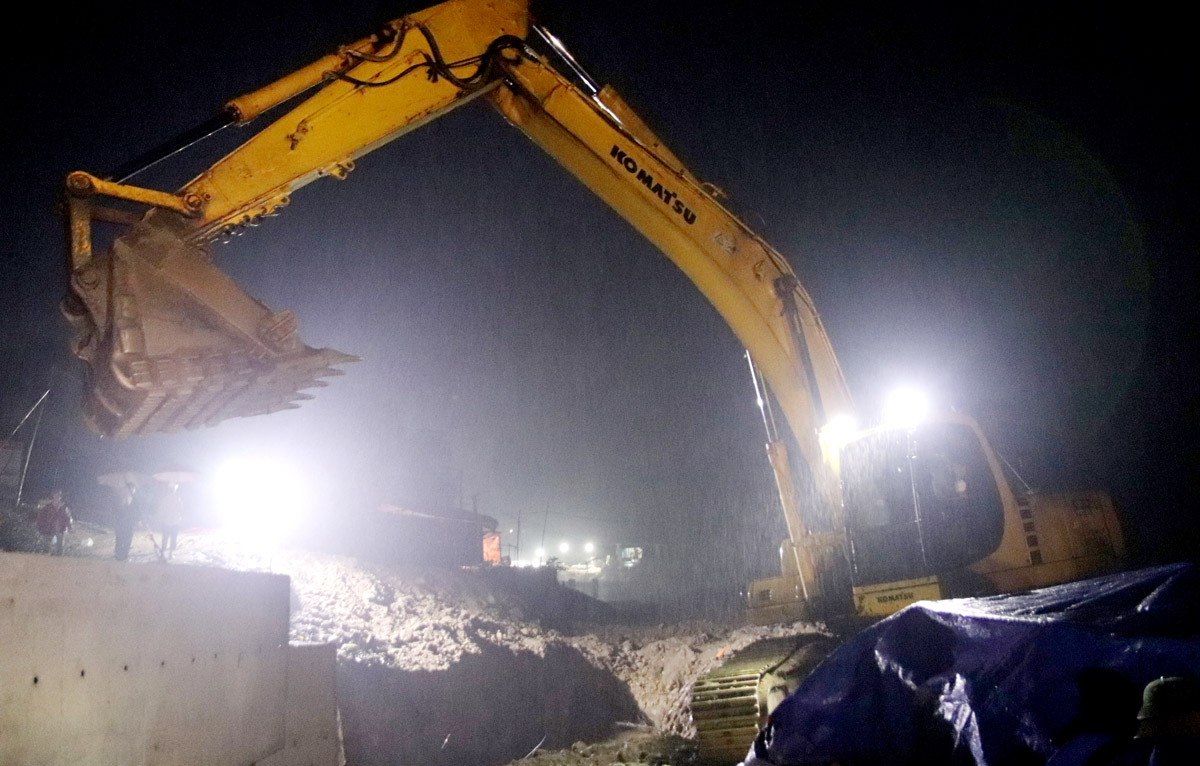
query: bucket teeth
[
  {"left": 315, "top": 367, "right": 348, "bottom": 378},
  {"left": 321, "top": 350, "right": 362, "bottom": 366},
  {"left": 66, "top": 214, "right": 358, "bottom": 438}
]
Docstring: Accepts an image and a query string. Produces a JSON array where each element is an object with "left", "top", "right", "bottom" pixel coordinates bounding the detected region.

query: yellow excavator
[{"left": 60, "top": 0, "right": 1124, "bottom": 759}]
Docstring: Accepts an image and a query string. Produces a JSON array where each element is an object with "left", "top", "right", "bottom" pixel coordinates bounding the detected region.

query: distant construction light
[
  {"left": 558, "top": 541, "right": 570, "bottom": 554},
  {"left": 584, "top": 541, "right": 595, "bottom": 555}
]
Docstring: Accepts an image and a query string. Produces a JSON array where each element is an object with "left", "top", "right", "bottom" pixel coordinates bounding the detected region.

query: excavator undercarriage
[{"left": 691, "top": 635, "right": 836, "bottom": 764}]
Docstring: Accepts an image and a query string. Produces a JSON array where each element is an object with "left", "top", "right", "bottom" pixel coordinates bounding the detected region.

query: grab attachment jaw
[{"left": 63, "top": 209, "right": 357, "bottom": 438}]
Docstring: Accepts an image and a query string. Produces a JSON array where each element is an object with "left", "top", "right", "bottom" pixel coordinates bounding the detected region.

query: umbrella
[
  {"left": 96, "top": 471, "right": 149, "bottom": 491},
  {"left": 152, "top": 467, "right": 203, "bottom": 485}
]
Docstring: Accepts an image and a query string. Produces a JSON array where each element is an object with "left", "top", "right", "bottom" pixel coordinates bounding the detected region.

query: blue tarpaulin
[{"left": 747, "top": 563, "right": 1200, "bottom": 765}]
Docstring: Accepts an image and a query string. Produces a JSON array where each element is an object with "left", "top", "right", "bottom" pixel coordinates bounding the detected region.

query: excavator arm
[
  {"left": 66, "top": 0, "right": 851, "bottom": 440},
  {"left": 64, "top": 0, "right": 853, "bottom": 601},
  {"left": 63, "top": 0, "right": 529, "bottom": 437}
]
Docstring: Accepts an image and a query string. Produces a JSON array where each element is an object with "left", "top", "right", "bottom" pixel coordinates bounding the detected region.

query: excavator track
[{"left": 691, "top": 635, "right": 834, "bottom": 764}]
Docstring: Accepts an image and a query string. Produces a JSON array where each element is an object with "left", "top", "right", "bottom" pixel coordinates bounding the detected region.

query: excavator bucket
[{"left": 63, "top": 213, "right": 357, "bottom": 438}]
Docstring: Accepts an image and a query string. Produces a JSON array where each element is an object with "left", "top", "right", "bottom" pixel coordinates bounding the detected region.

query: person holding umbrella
[
  {"left": 114, "top": 479, "right": 140, "bottom": 561},
  {"left": 151, "top": 466, "right": 202, "bottom": 560},
  {"left": 98, "top": 471, "right": 148, "bottom": 561},
  {"left": 155, "top": 483, "right": 184, "bottom": 559}
]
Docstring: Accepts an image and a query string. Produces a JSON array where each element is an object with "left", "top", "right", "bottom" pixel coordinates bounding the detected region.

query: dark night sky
[{"left": 3, "top": 1, "right": 1196, "bottom": 587}]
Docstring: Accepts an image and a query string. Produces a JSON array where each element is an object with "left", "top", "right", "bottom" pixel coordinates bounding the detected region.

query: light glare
[
  {"left": 214, "top": 457, "right": 306, "bottom": 544},
  {"left": 883, "top": 387, "right": 930, "bottom": 428},
  {"left": 821, "top": 413, "right": 858, "bottom": 443}
]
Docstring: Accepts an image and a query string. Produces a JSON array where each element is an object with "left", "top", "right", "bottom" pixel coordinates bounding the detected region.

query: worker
[
  {"left": 114, "top": 480, "right": 139, "bottom": 561},
  {"left": 35, "top": 490, "right": 73, "bottom": 555},
  {"left": 1061, "top": 675, "right": 1200, "bottom": 766},
  {"left": 154, "top": 483, "right": 184, "bottom": 559},
  {"left": 1126, "top": 676, "right": 1200, "bottom": 764}
]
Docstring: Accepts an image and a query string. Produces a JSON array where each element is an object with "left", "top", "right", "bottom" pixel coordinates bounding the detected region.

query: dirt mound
[
  {"left": 339, "top": 643, "right": 641, "bottom": 765},
  {"left": 504, "top": 725, "right": 700, "bottom": 766}
]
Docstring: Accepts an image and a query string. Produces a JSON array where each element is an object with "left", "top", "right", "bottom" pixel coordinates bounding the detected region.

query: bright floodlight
[
  {"left": 821, "top": 413, "right": 858, "bottom": 444},
  {"left": 584, "top": 541, "right": 595, "bottom": 554},
  {"left": 213, "top": 456, "right": 305, "bottom": 544},
  {"left": 883, "top": 387, "right": 930, "bottom": 428},
  {"left": 558, "top": 541, "right": 570, "bottom": 554}
]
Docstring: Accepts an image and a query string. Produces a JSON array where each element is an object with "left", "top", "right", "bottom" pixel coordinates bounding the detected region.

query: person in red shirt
[{"left": 35, "top": 490, "right": 73, "bottom": 555}]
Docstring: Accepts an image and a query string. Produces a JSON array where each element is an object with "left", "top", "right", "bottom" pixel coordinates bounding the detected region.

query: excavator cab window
[{"left": 840, "top": 423, "right": 1004, "bottom": 586}]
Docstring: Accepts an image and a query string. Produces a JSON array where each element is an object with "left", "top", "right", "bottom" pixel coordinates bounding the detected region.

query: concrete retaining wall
[
  {"left": 0, "top": 552, "right": 289, "bottom": 766},
  {"left": 261, "top": 643, "right": 344, "bottom": 766}
]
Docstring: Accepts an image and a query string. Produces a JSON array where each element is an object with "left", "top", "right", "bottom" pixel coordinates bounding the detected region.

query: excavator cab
[
  {"left": 841, "top": 421, "right": 1006, "bottom": 587},
  {"left": 749, "top": 409, "right": 1124, "bottom": 622},
  {"left": 746, "top": 414, "right": 1009, "bottom": 622}
]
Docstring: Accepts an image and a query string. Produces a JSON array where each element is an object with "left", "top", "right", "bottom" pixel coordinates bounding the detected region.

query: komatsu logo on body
[{"left": 609, "top": 145, "right": 696, "bottom": 225}]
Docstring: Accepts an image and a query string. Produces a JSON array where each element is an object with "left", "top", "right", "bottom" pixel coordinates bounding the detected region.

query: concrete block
[
  {"left": 259, "top": 643, "right": 343, "bottom": 766},
  {"left": 0, "top": 552, "right": 289, "bottom": 766}
]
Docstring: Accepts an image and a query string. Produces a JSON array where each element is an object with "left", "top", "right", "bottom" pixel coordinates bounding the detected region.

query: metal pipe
[
  {"left": 105, "top": 111, "right": 236, "bottom": 184},
  {"left": 14, "top": 391, "right": 49, "bottom": 511},
  {"left": 530, "top": 24, "right": 599, "bottom": 95},
  {"left": 1, "top": 388, "right": 50, "bottom": 455},
  {"left": 66, "top": 172, "right": 200, "bottom": 217},
  {"left": 745, "top": 352, "right": 779, "bottom": 442},
  {"left": 775, "top": 275, "right": 827, "bottom": 426}
]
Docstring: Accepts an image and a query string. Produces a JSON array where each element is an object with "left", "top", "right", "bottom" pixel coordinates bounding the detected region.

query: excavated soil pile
[{"left": 60, "top": 525, "right": 824, "bottom": 765}]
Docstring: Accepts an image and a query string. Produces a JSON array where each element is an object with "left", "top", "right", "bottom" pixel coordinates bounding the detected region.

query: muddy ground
[{"left": 22, "top": 519, "right": 826, "bottom": 766}]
